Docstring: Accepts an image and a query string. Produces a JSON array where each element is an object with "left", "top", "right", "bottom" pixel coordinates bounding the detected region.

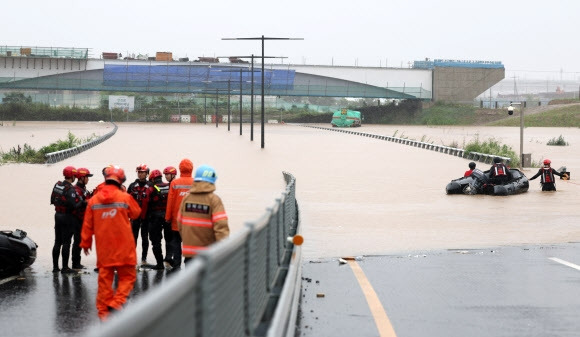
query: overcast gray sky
[{"left": 3, "top": 0, "right": 579, "bottom": 80}]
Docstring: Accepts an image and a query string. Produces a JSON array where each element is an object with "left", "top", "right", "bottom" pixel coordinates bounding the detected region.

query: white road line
[
  {"left": 549, "top": 257, "right": 580, "bottom": 271},
  {"left": 0, "top": 275, "right": 18, "bottom": 286}
]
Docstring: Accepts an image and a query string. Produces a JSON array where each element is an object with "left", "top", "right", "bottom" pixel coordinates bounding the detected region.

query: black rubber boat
[
  {"left": 446, "top": 168, "right": 529, "bottom": 196},
  {"left": 0, "top": 229, "right": 38, "bottom": 277}
]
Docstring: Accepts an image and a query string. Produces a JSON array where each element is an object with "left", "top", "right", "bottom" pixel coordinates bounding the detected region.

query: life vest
[
  {"left": 493, "top": 163, "right": 508, "bottom": 176},
  {"left": 72, "top": 183, "right": 91, "bottom": 220},
  {"left": 149, "top": 182, "right": 170, "bottom": 213},
  {"left": 541, "top": 168, "right": 554, "bottom": 183},
  {"left": 50, "top": 180, "right": 72, "bottom": 213},
  {"left": 127, "top": 180, "right": 152, "bottom": 207}
]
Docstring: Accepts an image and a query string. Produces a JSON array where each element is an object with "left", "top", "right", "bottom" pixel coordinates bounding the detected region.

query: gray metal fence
[
  {"left": 303, "top": 125, "right": 511, "bottom": 165},
  {"left": 45, "top": 122, "right": 118, "bottom": 164},
  {"left": 85, "top": 171, "right": 301, "bottom": 337}
]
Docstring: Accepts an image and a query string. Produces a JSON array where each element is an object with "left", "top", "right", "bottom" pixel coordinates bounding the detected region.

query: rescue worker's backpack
[
  {"left": 493, "top": 163, "right": 507, "bottom": 176},
  {"left": 542, "top": 168, "right": 554, "bottom": 183},
  {"left": 149, "top": 182, "right": 170, "bottom": 213}
]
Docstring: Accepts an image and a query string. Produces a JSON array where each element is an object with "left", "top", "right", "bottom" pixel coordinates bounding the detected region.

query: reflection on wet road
[{"left": 0, "top": 268, "right": 175, "bottom": 336}]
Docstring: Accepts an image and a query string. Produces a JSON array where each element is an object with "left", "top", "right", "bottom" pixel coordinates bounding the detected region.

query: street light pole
[
  {"left": 227, "top": 79, "right": 231, "bottom": 131},
  {"left": 239, "top": 69, "right": 243, "bottom": 135},
  {"left": 213, "top": 64, "right": 258, "bottom": 136},
  {"left": 222, "top": 36, "right": 303, "bottom": 148},
  {"left": 510, "top": 102, "right": 524, "bottom": 169},
  {"left": 520, "top": 102, "right": 524, "bottom": 168},
  {"left": 215, "top": 89, "right": 219, "bottom": 128},
  {"left": 250, "top": 55, "right": 254, "bottom": 141},
  {"left": 261, "top": 36, "right": 265, "bottom": 148},
  {"left": 219, "top": 56, "right": 287, "bottom": 139}
]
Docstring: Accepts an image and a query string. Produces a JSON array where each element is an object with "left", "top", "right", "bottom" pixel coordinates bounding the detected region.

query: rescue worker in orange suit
[
  {"left": 488, "top": 157, "right": 511, "bottom": 185},
  {"left": 178, "top": 165, "right": 229, "bottom": 263},
  {"left": 529, "top": 159, "right": 569, "bottom": 191},
  {"left": 127, "top": 164, "right": 153, "bottom": 265},
  {"left": 90, "top": 165, "right": 127, "bottom": 273},
  {"left": 93, "top": 164, "right": 127, "bottom": 195},
  {"left": 51, "top": 166, "right": 83, "bottom": 274},
  {"left": 165, "top": 159, "right": 194, "bottom": 270},
  {"left": 145, "top": 169, "right": 170, "bottom": 270},
  {"left": 71, "top": 167, "right": 93, "bottom": 270},
  {"left": 80, "top": 166, "right": 141, "bottom": 321},
  {"left": 161, "top": 166, "right": 177, "bottom": 265},
  {"left": 464, "top": 162, "right": 476, "bottom": 177}
]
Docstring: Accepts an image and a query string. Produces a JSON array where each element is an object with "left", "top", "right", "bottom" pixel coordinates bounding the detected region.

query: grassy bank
[
  {"left": 489, "top": 104, "right": 580, "bottom": 127},
  {"left": 0, "top": 131, "right": 97, "bottom": 164}
]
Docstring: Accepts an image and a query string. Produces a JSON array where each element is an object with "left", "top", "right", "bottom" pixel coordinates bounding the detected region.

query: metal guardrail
[
  {"left": 85, "top": 171, "right": 301, "bottom": 337},
  {"left": 302, "top": 125, "right": 511, "bottom": 165},
  {"left": 45, "top": 122, "right": 118, "bottom": 164}
]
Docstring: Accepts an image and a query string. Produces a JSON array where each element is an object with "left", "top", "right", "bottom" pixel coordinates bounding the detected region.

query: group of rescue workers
[
  {"left": 50, "top": 159, "right": 230, "bottom": 321},
  {"left": 464, "top": 157, "right": 569, "bottom": 191}
]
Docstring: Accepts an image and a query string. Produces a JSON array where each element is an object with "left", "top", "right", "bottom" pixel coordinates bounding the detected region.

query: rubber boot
[
  {"left": 52, "top": 245, "right": 61, "bottom": 272},
  {"left": 152, "top": 240, "right": 163, "bottom": 267},
  {"left": 61, "top": 244, "right": 75, "bottom": 274}
]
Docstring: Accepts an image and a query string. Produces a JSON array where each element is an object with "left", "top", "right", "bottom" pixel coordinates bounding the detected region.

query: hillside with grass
[{"left": 488, "top": 103, "right": 580, "bottom": 127}]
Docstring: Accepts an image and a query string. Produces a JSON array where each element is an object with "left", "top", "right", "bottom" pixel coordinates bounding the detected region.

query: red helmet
[
  {"left": 105, "top": 165, "right": 126, "bottom": 184},
  {"left": 149, "top": 169, "right": 162, "bottom": 181},
  {"left": 543, "top": 159, "right": 551, "bottom": 165},
  {"left": 163, "top": 166, "right": 177, "bottom": 175},
  {"left": 136, "top": 164, "right": 150, "bottom": 174},
  {"left": 76, "top": 167, "right": 93, "bottom": 178},
  {"left": 63, "top": 166, "right": 77, "bottom": 179},
  {"left": 102, "top": 164, "right": 113, "bottom": 177}
]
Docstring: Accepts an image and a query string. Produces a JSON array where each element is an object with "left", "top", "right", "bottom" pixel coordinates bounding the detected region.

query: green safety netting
[{"left": 0, "top": 46, "right": 88, "bottom": 59}]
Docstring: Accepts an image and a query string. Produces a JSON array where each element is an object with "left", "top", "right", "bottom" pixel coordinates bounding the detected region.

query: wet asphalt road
[
  {"left": 2, "top": 244, "right": 580, "bottom": 337},
  {"left": 0, "top": 267, "right": 177, "bottom": 337},
  {"left": 298, "top": 243, "right": 580, "bottom": 337}
]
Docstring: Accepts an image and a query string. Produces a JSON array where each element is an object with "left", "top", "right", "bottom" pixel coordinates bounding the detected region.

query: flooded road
[
  {"left": 1, "top": 121, "right": 579, "bottom": 336},
  {"left": 1, "top": 121, "right": 579, "bottom": 265}
]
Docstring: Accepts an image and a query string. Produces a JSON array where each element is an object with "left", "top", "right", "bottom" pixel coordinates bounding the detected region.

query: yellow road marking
[{"left": 347, "top": 260, "right": 397, "bottom": 337}]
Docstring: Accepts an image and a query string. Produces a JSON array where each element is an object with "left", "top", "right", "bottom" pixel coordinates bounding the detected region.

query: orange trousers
[{"left": 96, "top": 265, "right": 136, "bottom": 321}]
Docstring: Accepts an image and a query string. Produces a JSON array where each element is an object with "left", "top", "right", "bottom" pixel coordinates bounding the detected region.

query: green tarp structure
[{"left": 331, "top": 109, "right": 361, "bottom": 127}]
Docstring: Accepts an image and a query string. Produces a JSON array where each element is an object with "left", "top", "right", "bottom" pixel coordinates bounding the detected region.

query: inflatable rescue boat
[
  {"left": 0, "top": 229, "right": 38, "bottom": 277},
  {"left": 446, "top": 168, "right": 529, "bottom": 196}
]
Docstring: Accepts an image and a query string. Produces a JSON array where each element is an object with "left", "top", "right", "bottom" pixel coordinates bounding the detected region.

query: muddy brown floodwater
[{"left": 1, "top": 121, "right": 579, "bottom": 271}]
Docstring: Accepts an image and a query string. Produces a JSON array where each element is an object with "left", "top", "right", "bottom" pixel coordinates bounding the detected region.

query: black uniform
[
  {"left": 50, "top": 180, "right": 82, "bottom": 273},
  {"left": 127, "top": 179, "right": 153, "bottom": 262},
  {"left": 71, "top": 181, "right": 91, "bottom": 269},
  {"left": 146, "top": 178, "right": 171, "bottom": 268}
]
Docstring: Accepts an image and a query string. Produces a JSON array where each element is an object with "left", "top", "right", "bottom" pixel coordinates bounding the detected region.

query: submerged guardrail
[
  {"left": 45, "top": 122, "right": 118, "bottom": 164},
  {"left": 86, "top": 171, "right": 301, "bottom": 337},
  {"left": 303, "top": 125, "right": 511, "bottom": 165}
]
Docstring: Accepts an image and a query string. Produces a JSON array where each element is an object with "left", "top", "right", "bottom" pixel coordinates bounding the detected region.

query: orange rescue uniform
[
  {"left": 80, "top": 183, "right": 141, "bottom": 321},
  {"left": 165, "top": 159, "right": 194, "bottom": 231}
]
